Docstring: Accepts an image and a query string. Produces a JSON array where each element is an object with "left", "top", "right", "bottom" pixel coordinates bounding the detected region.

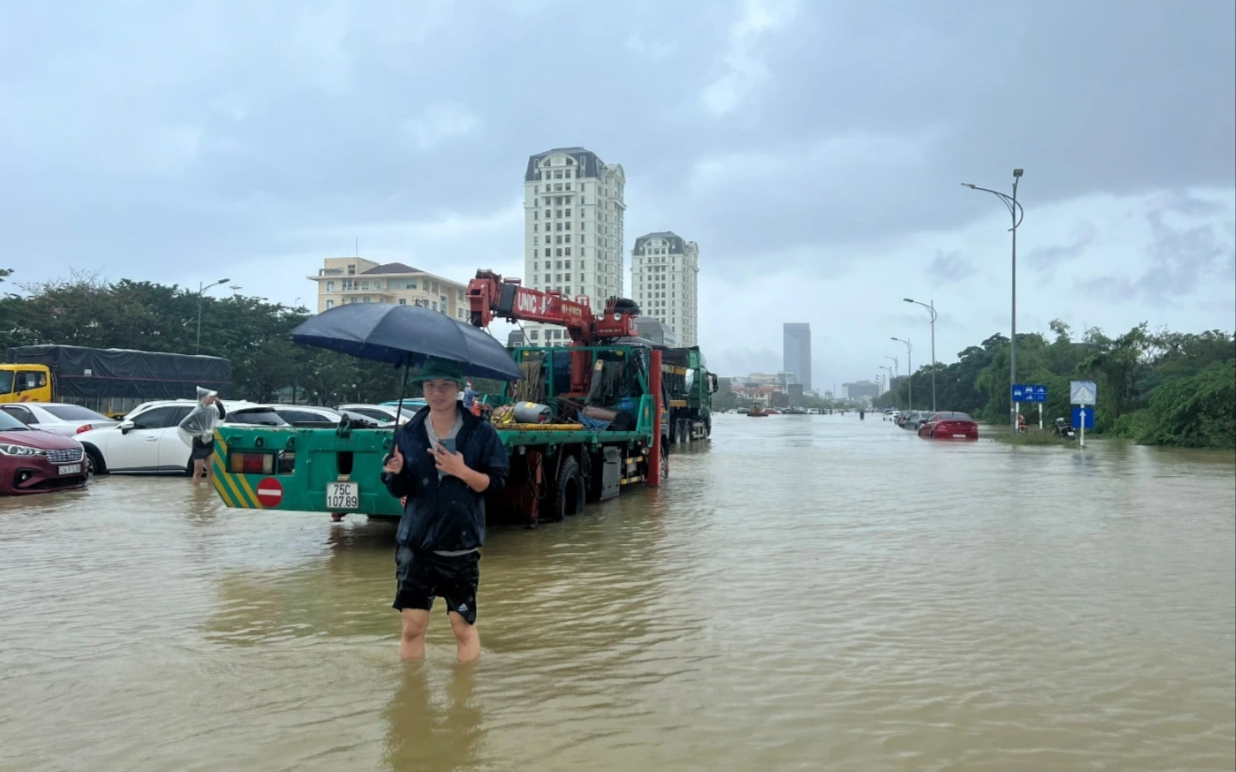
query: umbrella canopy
[{"left": 291, "top": 303, "right": 523, "bottom": 381}]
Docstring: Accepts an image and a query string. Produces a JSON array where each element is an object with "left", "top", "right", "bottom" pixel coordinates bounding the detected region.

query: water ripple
[{"left": 1, "top": 416, "right": 1232, "bottom": 771}]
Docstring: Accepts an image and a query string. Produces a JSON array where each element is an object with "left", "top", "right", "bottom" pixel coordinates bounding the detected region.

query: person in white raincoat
[{"left": 178, "top": 387, "right": 227, "bottom": 485}]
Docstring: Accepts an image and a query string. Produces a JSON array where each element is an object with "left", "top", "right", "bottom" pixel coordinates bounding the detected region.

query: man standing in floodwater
[{"left": 382, "top": 357, "right": 510, "bottom": 663}]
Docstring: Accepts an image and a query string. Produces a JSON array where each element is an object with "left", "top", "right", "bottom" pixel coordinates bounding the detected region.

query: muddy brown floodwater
[{"left": 2, "top": 415, "right": 1234, "bottom": 771}]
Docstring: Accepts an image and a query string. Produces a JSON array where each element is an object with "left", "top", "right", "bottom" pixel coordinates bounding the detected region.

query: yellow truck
[{"left": 2, "top": 345, "right": 231, "bottom": 419}]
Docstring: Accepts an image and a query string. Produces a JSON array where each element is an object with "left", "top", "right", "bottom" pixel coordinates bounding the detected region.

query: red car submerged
[
  {"left": 917, "top": 411, "right": 979, "bottom": 440},
  {"left": 0, "top": 409, "right": 88, "bottom": 495}
]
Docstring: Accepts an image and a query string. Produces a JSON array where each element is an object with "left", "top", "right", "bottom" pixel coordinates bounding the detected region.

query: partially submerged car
[{"left": 0, "top": 409, "right": 88, "bottom": 495}]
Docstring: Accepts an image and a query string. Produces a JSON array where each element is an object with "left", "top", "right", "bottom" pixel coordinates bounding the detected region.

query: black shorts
[
  {"left": 393, "top": 547, "right": 481, "bottom": 625},
  {"left": 190, "top": 437, "right": 215, "bottom": 460}
]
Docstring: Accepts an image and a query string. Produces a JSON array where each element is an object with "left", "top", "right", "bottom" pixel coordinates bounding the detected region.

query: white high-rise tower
[
  {"left": 522, "top": 147, "right": 625, "bottom": 346},
  {"left": 631, "top": 232, "right": 700, "bottom": 347}
]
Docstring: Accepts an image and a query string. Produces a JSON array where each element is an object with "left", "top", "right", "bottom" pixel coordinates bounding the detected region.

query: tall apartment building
[
  {"left": 783, "top": 323, "right": 812, "bottom": 392},
  {"left": 630, "top": 232, "right": 700, "bottom": 347},
  {"left": 308, "top": 257, "right": 470, "bottom": 320},
  {"left": 523, "top": 147, "right": 625, "bottom": 346}
]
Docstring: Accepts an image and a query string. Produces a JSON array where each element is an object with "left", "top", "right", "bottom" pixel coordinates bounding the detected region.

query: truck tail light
[{"left": 227, "top": 452, "right": 274, "bottom": 475}]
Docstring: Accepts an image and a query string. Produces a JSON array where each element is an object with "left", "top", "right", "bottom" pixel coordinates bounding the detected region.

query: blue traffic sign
[
  {"left": 1072, "top": 407, "right": 1095, "bottom": 429},
  {"left": 1012, "top": 383, "right": 1048, "bottom": 403}
]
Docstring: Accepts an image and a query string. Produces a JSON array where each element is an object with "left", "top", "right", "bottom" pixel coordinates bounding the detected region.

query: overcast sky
[{"left": 3, "top": 0, "right": 1233, "bottom": 388}]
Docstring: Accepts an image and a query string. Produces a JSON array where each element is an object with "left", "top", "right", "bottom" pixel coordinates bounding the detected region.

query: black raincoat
[{"left": 382, "top": 405, "right": 509, "bottom": 553}]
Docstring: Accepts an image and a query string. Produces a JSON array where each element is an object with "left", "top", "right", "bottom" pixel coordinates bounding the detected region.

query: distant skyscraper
[
  {"left": 631, "top": 231, "right": 699, "bottom": 347},
  {"left": 522, "top": 146, "right": 626, "bottom": 346},
  {"left": 783, "top": 323, "right": 811, "bottom": 392}
]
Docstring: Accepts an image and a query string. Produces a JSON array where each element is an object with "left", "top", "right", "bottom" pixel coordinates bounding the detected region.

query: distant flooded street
[{"left": 2, "top": 415, "right": 1233, "bottom": 771}]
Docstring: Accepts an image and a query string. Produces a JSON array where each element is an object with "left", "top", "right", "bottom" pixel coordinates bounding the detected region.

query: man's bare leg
[
  {"left": 400, "top": 608, "right": 430, "bottom": 661},
  {"left": 448, "top": 611, "right": 480, "bottom": 663}
]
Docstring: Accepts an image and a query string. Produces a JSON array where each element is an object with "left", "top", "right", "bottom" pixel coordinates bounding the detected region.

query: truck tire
[{"left": 550, "top": 456, "right": 585, "bottom": 522}]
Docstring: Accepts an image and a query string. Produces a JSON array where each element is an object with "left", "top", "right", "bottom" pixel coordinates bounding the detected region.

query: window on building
[
  {"left": 544, "top": 274, "right": 550, "bottom": 282},
  {"left": 431, "top": 282, "right": 438, "bottom": 293},
  {"left": 556, "top": 223, "right": 562, "bottom": 231},
  {"left": 556, "top": 248, "right": 562, "bottom": 256},
  {"left": 533, "top": 237, "right": 538, "bottom": 245},
  {"left": 326, "top": 299, "right": 335, "bottom": 309},
  {"left": 360, "top": 280, "right": 369, "bottom": 290},
  {"left": 432, "top": 301, "right": 438, "bottom": 311},
  {"left": 398, "top": 298, "right": 406, "bottom": 306},
  {"left": 363, "top": 296, "right": 371, "bottom": 303},
  {"left": 580, "top": 197, "right": 586, "bottom": 205},
  {"left": 565, "top": 248, "right": 571, "bottom": 256},
  {"left": 529, "top": 330, "right": 539, "bottom": 340},
  {"left": 544, "top": 248, "right": 550, "bottom": 257},
  {"left": 555, "top": 170, "right": 563, "bottom": 179},
  {"left": 326, "top": 281, "right": 335, "bottom": 291},
  {"left": 565, "top": 235, "right": 571, "bottom": 243},
  {"left": 347, "top": 265, "right": 356, "bottom": 275}
]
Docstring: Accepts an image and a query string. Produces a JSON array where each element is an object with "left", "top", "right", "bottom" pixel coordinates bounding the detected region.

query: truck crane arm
[{"left": 466, "top": 270, "right": 640, "bottom": 345}]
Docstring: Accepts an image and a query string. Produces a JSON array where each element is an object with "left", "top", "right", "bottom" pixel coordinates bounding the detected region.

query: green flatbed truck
[{"left": 210, "top": 342, "right": 707, "bottom": 526}]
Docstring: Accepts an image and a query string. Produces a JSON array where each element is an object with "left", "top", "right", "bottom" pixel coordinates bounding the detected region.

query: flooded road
[{"left": 2, "top": 415, "right": 1234, "bottom": 772}]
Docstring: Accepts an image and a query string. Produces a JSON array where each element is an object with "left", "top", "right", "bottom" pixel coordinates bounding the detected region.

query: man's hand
[
  {"left": 384, "top": 445, "right": 404, "bottom": 474},
  {"left": 431, "top": 443, "right": 468, "bottom": 478},
  {"left": 433, "top": 444, "right": 491, "bottom": 493}
]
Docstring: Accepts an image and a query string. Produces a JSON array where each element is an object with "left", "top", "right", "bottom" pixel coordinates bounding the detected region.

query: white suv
[{"left": 76, "top": 399, "right": 284, "bottom": 475}]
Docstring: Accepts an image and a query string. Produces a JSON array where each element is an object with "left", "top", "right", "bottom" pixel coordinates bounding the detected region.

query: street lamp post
[
  {"left": 880, "top": 365, "right": 894, "bottom": 408},
  {"left": 963, "top": 169, "right": 1024, "bottom": 435},
  {"left": 891, "top": 337, "right": 912, "bottom": 411},
  {"left": 196, "top": 278, "right": 230, "bottom": 354},
  {"left": 883, "top": 355, "right": 898, "bottom": 407},
  {"left": 904, "top": 298, "right": 937, "bottom": 412}
]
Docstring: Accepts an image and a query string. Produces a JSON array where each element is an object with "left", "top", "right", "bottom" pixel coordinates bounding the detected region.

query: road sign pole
[
  {"left": 1038, "top": 403, "right": 1042, "bottom": 431},
  {"left": 1080, "top": 408, "right": 1086, "bottom": 449}
]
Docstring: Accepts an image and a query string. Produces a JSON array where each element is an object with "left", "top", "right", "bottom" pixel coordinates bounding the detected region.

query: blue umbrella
[
  {"left": 291, "top": 303, "right": 522, "bottom": 381},
  {"left": 292, "top": 304, "right": 521, "bottom": 444}
]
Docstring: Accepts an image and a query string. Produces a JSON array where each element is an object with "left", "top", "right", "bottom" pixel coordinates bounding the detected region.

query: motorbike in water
[{"left": 1053, "top": 418, "right": 1076, "bottom": 440}]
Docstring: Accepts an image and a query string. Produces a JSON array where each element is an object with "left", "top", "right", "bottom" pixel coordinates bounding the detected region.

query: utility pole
[{"left": 963, "top": 169, "right": 1024, "bottom": 434}]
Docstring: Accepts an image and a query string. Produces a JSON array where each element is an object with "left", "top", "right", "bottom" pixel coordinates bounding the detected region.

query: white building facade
[
  {"left": 630, "top": 231, "right": 700, "bottom": 347},
  {"left": 522, "top": 147, "right": 626, "bottom": 346}
]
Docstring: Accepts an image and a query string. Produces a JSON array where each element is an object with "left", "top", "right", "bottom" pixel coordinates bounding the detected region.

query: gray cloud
[
  {"left": 927, "top": 250, "right": 975, "bottom": 285},
  {"left": 1027, "top": 221, "right": 1098, "bottom": 278},
  {"left": 0, "top": 0, "right": 1233, "bottom": 382}
]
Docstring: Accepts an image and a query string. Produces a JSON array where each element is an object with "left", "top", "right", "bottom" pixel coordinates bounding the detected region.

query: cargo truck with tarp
[{"left": 2, "top": 345, "right": 231, "bottom": 419}]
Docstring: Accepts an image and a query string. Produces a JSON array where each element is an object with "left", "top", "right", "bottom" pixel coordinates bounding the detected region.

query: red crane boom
[{"left": 466, "top": 270, "right": 641, "bottom": 395}]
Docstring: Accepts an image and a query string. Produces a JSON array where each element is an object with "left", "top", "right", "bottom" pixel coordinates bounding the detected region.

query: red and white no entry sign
[{"left": 256, "top": 477, "right": 283, "bottom": 507}]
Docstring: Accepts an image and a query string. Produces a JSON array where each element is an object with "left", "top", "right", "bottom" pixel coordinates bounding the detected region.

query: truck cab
[{"left": 0, "top": 365, "right": 53, "bottom": 404}]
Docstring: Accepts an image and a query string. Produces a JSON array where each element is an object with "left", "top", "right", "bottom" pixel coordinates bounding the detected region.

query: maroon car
[
  {"left": 917, "top": 411, "right": 979, "bottom": 440},
  {"left": 0, "top": 409, "right": 88, "bottom": 494}
]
